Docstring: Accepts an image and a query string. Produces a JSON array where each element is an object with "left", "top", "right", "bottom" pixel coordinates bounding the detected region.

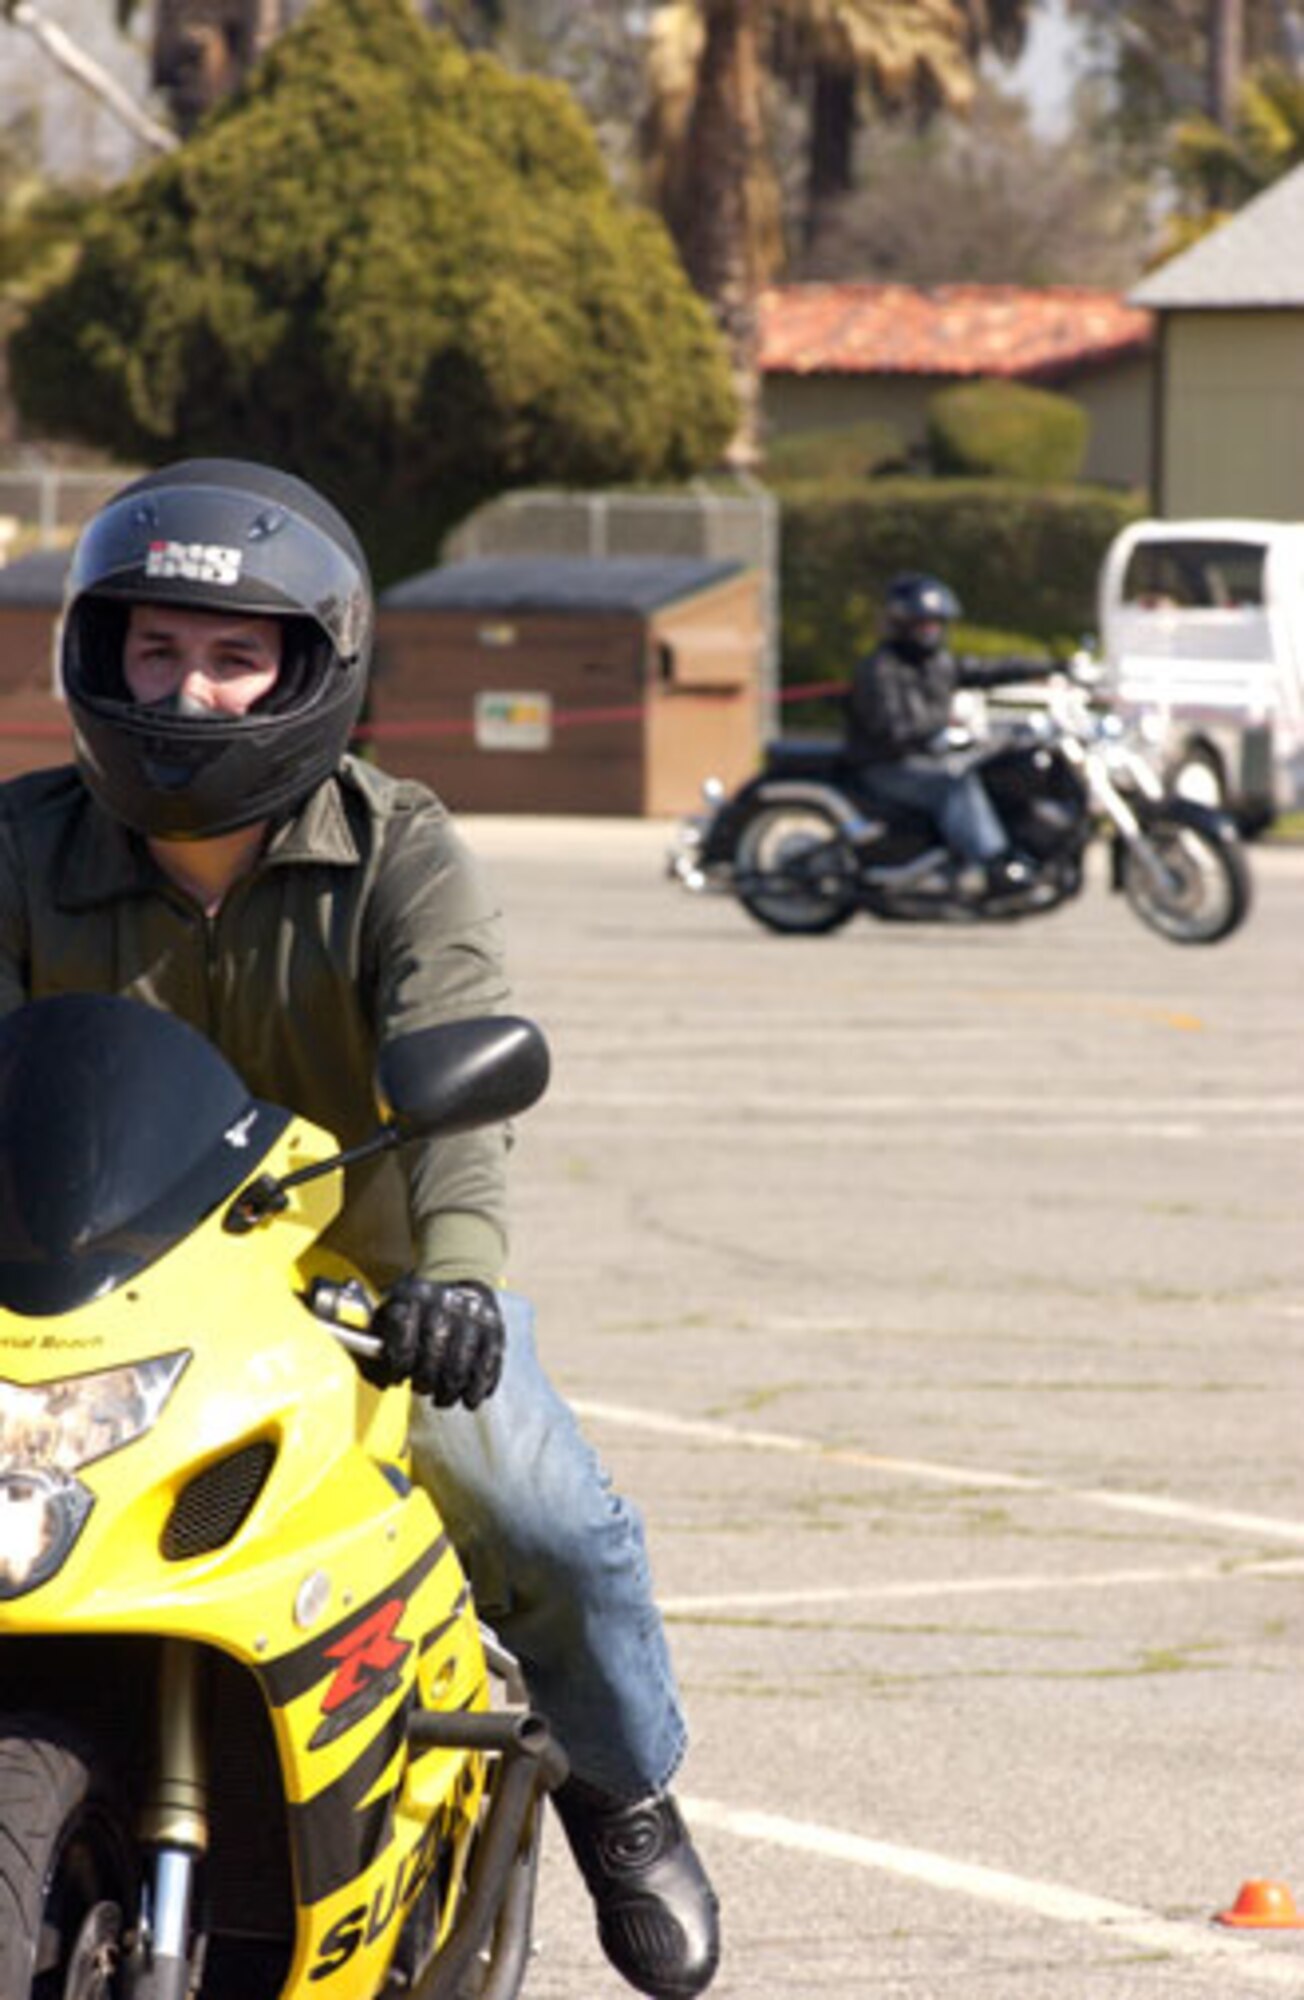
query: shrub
[
  {"left": 926, "top": 379, "right": 1089, "bottom": 484},
  {"left": 763, "top": 419, "right": 908, "bottom": 486}
]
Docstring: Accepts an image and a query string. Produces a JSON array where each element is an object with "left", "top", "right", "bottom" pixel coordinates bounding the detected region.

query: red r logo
[{"left": 321, "top": 1599, "right": 411, "bottom": 1714}]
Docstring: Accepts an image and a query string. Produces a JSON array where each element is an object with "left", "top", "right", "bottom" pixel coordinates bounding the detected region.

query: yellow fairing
[{"left": 0, "top": 1109, "right": 490, "bottom": 1997}]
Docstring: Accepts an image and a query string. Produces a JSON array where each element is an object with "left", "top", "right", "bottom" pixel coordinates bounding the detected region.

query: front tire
[
  {"left": 733, "top": 803, "right": 858, "bottom": 935},
  {"left": 1120, "top": 812, "right": 1251, "bottom": 944},
  {"left": 0, "top": 1728, "right": 136, "bottom": 1999}
]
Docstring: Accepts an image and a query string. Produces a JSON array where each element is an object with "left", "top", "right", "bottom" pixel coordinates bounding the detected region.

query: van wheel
[{"left": 1167, "top": 745, "right": 1225, "bottom": 812}]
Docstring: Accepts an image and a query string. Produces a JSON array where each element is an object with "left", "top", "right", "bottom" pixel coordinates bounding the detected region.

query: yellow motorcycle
[{"left": 0, "top": 992, "right": 559, "bottom": 2000}]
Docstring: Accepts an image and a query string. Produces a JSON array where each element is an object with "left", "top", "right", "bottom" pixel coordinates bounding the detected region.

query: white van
[{"left": 1097, "top": 518, "right": 1304, "bottom": 831}]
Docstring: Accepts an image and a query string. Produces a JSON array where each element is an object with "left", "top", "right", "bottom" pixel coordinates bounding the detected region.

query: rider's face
[{"left": 123, "top": 604, "right": 283, "bottom": 716}]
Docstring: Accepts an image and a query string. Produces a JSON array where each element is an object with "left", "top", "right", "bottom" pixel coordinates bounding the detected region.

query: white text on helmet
[{"left": 145, "top": 541, "right": 244, "bottom": 586}]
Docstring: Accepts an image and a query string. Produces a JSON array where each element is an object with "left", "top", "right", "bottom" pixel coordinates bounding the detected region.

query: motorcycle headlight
[{"left": 0, "top": 1353, "right": 189, "bottom": 1598}]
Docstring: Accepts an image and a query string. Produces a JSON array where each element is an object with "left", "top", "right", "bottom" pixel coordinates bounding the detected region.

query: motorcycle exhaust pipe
[{"left": 862, "top": 845, "right": 950, "bottom": 887}]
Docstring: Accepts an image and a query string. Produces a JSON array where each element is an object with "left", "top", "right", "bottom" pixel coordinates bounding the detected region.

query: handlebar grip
[{"left": 306, "top": 1276, "right": 382, "bottom": 1356}]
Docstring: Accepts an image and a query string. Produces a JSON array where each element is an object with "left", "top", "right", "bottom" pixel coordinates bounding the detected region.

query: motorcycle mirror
[
  {"left": 377, "top": 1016, "right": 551, "bottom": 1140},
  {"left": 224, "top": 1015, "right": 549, "bottom": 1234}
]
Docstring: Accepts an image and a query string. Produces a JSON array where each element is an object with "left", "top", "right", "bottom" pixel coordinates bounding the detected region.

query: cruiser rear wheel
[{"left": 733, "top": 804, "right": 858, "bottom": 935}]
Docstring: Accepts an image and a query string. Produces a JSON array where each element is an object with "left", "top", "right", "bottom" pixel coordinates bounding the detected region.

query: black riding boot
[
  {"left": 985, "top": 850, "right": 1034, "bottom": 895},
  {"left": 554, "top": 1777, "right": 721, "bottom": 1997}
]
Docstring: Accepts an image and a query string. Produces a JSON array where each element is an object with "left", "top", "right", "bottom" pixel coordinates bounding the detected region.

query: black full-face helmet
[
  {"left": 61, "top": 458, "right": 374, "bottom": 840},
  {"left": 882, "top": 572, "right": 961, "bottom": 659}
]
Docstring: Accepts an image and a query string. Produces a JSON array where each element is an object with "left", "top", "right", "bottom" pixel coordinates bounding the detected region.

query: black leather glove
[{"left": 363, "top": 1276, "right": 506, "bottom": 1410}]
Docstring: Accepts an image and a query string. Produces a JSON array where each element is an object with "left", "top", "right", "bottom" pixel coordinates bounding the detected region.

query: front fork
[
  {"left": 1075, "top": 743, "right": 1176, "bottom": 896},
  {"left": 129, "top": 1641, "right": 209, "bottom": 1999}
]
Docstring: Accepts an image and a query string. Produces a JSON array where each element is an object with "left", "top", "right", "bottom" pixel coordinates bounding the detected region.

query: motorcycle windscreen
[{"left": 0, "top": 994, "right": 289, "bottom": 1315}]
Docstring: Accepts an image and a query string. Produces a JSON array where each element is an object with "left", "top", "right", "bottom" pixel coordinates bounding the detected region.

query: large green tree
[{"left": 8, "top": 0, "right": 736, "bottom": 580}]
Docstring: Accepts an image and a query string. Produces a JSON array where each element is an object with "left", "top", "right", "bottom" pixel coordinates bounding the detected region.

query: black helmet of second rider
[
  {"left": 881, "top": 573, "right": 961, "bottom": 663},
  {"left": 59, "top": 458, "right": 373, "bottom": 841}
]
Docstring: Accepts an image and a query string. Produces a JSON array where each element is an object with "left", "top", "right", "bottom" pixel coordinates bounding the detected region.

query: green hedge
[
  {"left": 776, "top": 477, "right": 1144, "bottom": 722},
  {"left": 927, "top": 379, "right": 1089, "bottom": 483},
  {"left": 763, "top": 419, "right": 909, "bottom": 485}
]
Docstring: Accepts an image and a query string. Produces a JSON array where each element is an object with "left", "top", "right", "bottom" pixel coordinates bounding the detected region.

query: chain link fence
[
  {"left": 0, "top": 469, "right": 142, "bottom": 557},
  {"left": 443, "top": 483, "right": 782, "bottom": 735}
]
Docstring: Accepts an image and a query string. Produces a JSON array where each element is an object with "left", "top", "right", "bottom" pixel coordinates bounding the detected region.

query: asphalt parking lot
[{"left": 460, "top": 815, "right": 1304, "bottom": 1999}]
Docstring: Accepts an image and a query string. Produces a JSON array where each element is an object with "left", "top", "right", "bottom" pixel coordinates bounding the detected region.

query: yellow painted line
[{"left": 960, "top": 988, "right": 1205, "bottom": 1032}]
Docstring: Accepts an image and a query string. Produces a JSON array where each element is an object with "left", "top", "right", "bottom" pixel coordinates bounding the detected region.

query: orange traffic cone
[{"left": 1215, "top": 1879, "right": 1304, "bottom": 1929}]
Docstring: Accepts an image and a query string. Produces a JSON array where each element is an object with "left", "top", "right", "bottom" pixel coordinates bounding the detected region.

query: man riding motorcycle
[
  {"left": 846, "top": 572, "right": 1052, "bottom": 895},
  {"left": 0, "top": 458, "right": 719, "bottom": 2000}
]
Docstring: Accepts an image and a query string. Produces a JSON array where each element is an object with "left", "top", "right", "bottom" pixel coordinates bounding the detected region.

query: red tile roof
[{"left": 759, "top": 284, "right": 1154, "bottom": 380}]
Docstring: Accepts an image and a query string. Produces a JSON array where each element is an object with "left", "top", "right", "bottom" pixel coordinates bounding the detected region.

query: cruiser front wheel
[{"left": 1120, "top": 813, "right": 1251, "bottom": 945}]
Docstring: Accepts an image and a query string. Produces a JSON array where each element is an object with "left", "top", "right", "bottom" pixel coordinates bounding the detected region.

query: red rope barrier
[{"left": 0, "top": 681, "right": 850, "bottom": 744}]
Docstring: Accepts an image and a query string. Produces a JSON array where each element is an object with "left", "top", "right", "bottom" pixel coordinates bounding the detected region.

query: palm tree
[
  {"left": 150, "top": 0, "right": 288, "bottom": 134},
  {"left": 1062, "top": 0, "right": 1301, "bottom": 141},
  {"left": 642, "top": 0, "right": 1031, "bottom": 458},
  {"left": 1161, "top": 58, "right": 1304, "bottom": 248},
  {"left": 777, "top": 0, "right": 1031, "bottom": 242},
  {"left": 662, "top": 0, "right": 772, "bottom": 463}
]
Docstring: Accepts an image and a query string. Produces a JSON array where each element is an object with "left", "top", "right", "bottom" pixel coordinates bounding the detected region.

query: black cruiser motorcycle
[{"left": 669, "top": 662, "right": 1250, "bottom": 945}]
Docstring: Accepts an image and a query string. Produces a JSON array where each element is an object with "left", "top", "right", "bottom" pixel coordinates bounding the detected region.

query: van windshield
[{"left": 1121, "top": 541, "right": 1266, "bottom": 611}]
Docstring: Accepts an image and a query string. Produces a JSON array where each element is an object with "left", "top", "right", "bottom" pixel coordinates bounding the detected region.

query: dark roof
[
  {"left": 380, "top": 556, "right": 744, "bottom": 615},
  {"left": 0, "top": 547, "right": 71, "bottom": 607}
]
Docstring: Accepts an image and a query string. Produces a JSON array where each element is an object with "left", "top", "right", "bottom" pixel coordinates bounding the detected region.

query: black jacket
[{"left": 846, "top": 641, "right": 1052, "bottom": 762}]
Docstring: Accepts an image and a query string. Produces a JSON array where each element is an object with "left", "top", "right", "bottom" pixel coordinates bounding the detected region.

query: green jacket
[{"left": 0, "top": 754, "right": 512, "bottom": 1288}]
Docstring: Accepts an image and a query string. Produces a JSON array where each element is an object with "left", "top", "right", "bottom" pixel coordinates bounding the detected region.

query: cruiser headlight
[{"left": 0, "top": 1353, "right": 189, "bottom": 1597}]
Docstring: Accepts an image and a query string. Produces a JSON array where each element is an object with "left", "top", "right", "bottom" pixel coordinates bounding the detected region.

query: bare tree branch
[{"left": 5, "top": 0, "right": 177, "bottom": 154}]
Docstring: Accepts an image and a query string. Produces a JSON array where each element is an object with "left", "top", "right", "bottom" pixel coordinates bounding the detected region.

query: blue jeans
[
  {"left": 409, "top": 1292, "right": 687, "bottom": 1798},
  {"left": 861, "top": 755, "right": 1008, "bottom": 863}
]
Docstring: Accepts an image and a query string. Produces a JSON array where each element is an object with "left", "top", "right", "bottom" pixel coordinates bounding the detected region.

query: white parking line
[
  {"left": 658, "top": 1554, "right": 1304, "bottom": 1616},
  {"left": 557, "top": 1090, "right": 1304, "bottom": 1117},
  {"left": 573, "top": 1399, "right": 1304, "bottom": 1546},
  {"left": 682, "top": 1798, "right": 1304, "bottom": 1991}
]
